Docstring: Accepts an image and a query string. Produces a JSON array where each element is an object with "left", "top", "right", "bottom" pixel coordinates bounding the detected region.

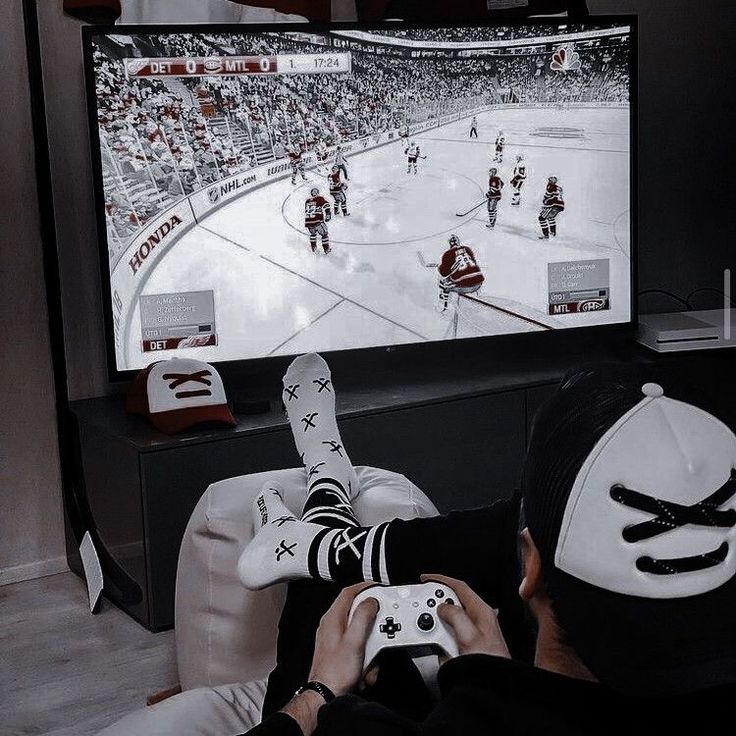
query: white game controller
[{"left": 348, "top": 582, "right": 462, "bottom": 673}]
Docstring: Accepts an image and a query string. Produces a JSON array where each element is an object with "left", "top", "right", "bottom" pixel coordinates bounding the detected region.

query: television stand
[{"left": 65, "top": 341, "right": 736, "bottom": 630}]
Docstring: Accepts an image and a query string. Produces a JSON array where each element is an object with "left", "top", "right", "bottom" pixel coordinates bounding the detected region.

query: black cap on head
[{"left": 522, "top": 366, "right": 736, "bottom": 696}]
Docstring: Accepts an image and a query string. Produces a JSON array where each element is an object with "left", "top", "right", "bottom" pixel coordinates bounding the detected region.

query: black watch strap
[{"left": 294, "top": 680, "right": 336, "bottom": 703}]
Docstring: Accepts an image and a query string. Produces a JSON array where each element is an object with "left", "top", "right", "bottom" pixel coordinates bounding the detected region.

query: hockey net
[{"left": 450, "top": 293, "right": 552, "bottom": 338}]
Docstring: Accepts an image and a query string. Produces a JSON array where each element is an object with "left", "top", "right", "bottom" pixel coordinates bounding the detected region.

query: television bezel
[{"left": 82, "top": 16, "right": 639, "bottom": 384}]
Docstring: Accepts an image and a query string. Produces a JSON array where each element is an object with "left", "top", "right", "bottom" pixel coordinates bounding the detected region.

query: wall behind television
[
  {"left": 1, "top": 0, "right": 65, "bottom": 584},
  {"left": 36, "top": 0, "right": 735, "bottom": 401}
]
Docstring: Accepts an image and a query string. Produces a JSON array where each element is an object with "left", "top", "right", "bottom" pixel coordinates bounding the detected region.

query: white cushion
[
  {"left": 94, "top": 680, "right": 266, "bottom": 736},
  {"left": 175, "top": 466, "right": 438, "bottom": 691}
]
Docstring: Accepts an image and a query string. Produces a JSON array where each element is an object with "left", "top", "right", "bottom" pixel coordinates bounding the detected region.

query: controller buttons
[
  {"left": 417, "top": 613, "right": 435, "bottom": 632},
  {"left": 435, "top": 589, "right": 445, "bottom": 599},
  {"left": 412, "top": 601, "right": 419, "bottom": 608},
  {"left": 446, "top": 599, "right": 455, "bottom": 606},
  {"left": 427, "top": 599, "right": 436, "bottom": 608},
  {"left": 379, "top": 617, "right": 402, "bottom": 640},
  {"left": 393, "top": 603, "right": 400, "bottom": 609}
]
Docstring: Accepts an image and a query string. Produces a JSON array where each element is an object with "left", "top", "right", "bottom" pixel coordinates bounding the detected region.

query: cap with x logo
[
  {"left": 126, "top": 358, "right": 236, "bottom": 434},
  {"left": 556, "top": 382, "right": 736, "bottom": 598},
  {"left": 523, "top": 370, "right": 736, "bottom": 696}
]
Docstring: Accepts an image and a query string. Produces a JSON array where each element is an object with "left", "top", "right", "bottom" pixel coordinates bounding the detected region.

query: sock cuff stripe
[
  {"left": 308, "top": 477, "right": 348, "bottom": 497},
  {"left": 364, "top": 522, "right": 389, "bottom": 584},
  {"left": 317, "top": 529, "right": 341, "bottom": 581},
  {"left": 362, "top": 524, "right": 379, "bottom": 582},
  {"left": 303, "top": 504, "right": 354, "bottom": 517},
  {"left": 303, "top": 505, "right": 357, "bottom": 522},
  {"left": 378, "top": 523, "right": 389, "bottom": 585},
  {"left": 307, "top": 527, "right": 334, "bottom": 580},
  {"left": 302, "top": 511, "right": 359, "bottom": 528}
]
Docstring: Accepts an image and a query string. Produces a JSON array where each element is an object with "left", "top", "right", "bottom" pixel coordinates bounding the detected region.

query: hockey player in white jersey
[{"left": 405, "top": 141, "right": 424, "bottom": 175}]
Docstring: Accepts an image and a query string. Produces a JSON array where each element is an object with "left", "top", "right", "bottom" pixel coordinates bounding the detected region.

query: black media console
[{"left": 65, "top": 342, "right": 736, "bottom": 631}]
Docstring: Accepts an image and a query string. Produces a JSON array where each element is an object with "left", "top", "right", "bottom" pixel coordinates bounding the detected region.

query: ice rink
[{"left": 126, "top": 107, "right": 632, "bottom": 366}]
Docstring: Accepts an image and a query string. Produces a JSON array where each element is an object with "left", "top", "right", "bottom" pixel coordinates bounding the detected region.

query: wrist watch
[{"left": 294, "top": 680, "right": 336, "bottom": 703}]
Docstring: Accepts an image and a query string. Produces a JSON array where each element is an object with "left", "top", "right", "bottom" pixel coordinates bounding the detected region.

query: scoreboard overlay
[
  {"left": 140, "top": 290, "right": 217, "bottom": 353},
  {"left": 548, "top": 260, "right": 611, "bottom": 315},
  {"left": 125, "top": 53, "right": 352, "bottom": 78}
]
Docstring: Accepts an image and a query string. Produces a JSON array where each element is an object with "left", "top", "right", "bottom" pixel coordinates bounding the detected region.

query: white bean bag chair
[{"left": 95, "top": 467, "right": 438, "bottom": 735}]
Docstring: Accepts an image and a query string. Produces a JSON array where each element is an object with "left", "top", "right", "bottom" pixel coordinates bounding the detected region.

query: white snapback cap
[
  {"left": 555, "top": 383, "right": 736, "bottom": 599},
  {"left": 127, "top": 358, "right": 236, "bottom": 434}
]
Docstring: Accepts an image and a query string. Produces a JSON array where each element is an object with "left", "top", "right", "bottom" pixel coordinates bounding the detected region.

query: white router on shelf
[{"left": 638, "top": 309, "right": 736, "bottom": 353}]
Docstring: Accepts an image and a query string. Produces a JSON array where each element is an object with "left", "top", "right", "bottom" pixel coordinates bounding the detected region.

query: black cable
[
  {"left": 637, "top": 289, "right": 689, "bottom": 309},
  {"left": 686, "top": 288, "right": 736, "bottom": 310}
]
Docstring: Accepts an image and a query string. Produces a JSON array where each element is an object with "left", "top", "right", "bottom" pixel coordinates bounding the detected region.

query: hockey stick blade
[{"left": 456, "top": 200, "right": 487, "bottom": 217}]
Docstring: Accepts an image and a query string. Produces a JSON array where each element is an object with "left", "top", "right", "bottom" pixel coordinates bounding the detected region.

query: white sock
[
  {"left": 238, "top": 484, "right": 391, "bottom": 590},
  {"left": 238, "top": 484, "right": 323, "bottom": 590},
  {"left": 283, "top": 354, "right": 359, "bottom": 526}
]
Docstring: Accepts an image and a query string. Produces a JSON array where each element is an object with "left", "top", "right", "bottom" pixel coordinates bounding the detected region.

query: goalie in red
[
  {"left": 436, "top": 234, "right": 485, "bottom": 313},
  {"left": 328, "top": 165, "right": 350, "bottom": 217},
  {"left": 305, "top": 187, "right": 332, "bottom": 254}
]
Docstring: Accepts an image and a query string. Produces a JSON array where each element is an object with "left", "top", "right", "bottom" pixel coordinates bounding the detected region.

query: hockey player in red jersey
[
  {"left": 538, "top": 176, "right": 565, "bottom": 239},
  {"left": 328, "top": 165, "right": 350, "bottom": 217},
  {"left": 511, "top": 154, "right": 527, "bottom": 206},
  {"left": 493, "top": 131, "right": 505, "bottom": 163},
  {"left": 305, "top": 187, "right": 332, "bottom": 254},
  {"left": 289, "top": 144, "right": 307, "bottom": 185},
  {"left": 486, "top": 168, "right": 505, "bottom": 229},
  {"left": 436, "top": 234, "right": 485, "bottom": 313}
]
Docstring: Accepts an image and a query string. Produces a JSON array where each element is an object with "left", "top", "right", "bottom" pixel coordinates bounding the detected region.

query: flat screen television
[{"left": 83, "top": 18, "right": 636, "bottom": 377}]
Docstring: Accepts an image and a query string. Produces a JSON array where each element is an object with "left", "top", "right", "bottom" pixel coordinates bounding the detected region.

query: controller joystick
[{"left": 417, "top": 612, "right": 435, "bottom": 632}]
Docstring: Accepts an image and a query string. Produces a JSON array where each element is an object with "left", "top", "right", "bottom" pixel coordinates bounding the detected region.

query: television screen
[{"left": 84, "top": 19, "right": 635, "bottom": 373}]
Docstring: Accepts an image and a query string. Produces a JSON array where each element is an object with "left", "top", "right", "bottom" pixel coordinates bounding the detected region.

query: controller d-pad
[{"left": 379, "top": 617, "right": 402, "bottom": 639}]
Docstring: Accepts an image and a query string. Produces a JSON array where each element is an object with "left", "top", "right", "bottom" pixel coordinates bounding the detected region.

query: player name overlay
[{"left": 125, "top": 54, "right": 352, "bottom": 78}]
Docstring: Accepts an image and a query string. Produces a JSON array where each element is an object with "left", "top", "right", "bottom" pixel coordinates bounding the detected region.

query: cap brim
[
  {"left": 126, "top": 364, "right": 157, "bottom": 415},
  {"left": 148, "top": 404, "right": 237, "bottom": 435},
  {"left": 546, "top": 565, "right": 736, "bottom": 696}
]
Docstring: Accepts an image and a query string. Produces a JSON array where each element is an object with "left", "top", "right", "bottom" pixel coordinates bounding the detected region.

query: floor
[{"left": 0, "top": 572, "right": 177, "bottom": 736}]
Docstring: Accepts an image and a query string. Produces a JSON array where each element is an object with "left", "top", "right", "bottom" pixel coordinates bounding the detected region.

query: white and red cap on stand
[{"left": 126, "top": 358, "right": 236, "bottom": 434}]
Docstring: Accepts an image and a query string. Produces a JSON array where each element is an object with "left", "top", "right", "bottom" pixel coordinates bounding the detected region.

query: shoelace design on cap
[
  {"left": 610, "top": 470, "right": 736, "bottom": 575},
  {"left": 162, "top": 370, "right": 213, "bottom": 399}
]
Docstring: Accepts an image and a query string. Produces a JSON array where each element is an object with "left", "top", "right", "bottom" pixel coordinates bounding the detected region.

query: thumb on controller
[
  {"left": 437, "top": 601, "right": 477, "bottom": 646},
  {"left": 346, "top": 597, "right": 379, "bottom": 645}
]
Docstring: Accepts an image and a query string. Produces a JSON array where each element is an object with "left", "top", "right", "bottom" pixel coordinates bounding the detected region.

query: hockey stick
[{"left": 456, "top": 200, "right": 487, "bottom": 217}]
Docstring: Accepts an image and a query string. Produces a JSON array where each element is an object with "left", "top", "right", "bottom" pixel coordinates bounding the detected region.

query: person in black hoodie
[{"left": 239, "top": 364, "right": 736, "bottom": 735}]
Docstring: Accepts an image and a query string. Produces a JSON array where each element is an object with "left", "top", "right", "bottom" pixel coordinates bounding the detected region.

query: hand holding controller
[{"left": 348, "top": 581, "right": 463, "bottom": 673}]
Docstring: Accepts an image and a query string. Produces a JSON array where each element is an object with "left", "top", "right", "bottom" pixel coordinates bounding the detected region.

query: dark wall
[
  {"left": 35, "top": 0, "right": 736, "bottom": 401},
  {"left": 1, "top": 0, "right": 65, "bottom": 581},
  {"left": 590, "top": 0, "right": 735, "bottom": 311}
]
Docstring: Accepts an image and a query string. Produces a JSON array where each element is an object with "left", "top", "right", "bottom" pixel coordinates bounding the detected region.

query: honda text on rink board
[{"left": 83, "top": 18, "right": 637, "bottom": 375}]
